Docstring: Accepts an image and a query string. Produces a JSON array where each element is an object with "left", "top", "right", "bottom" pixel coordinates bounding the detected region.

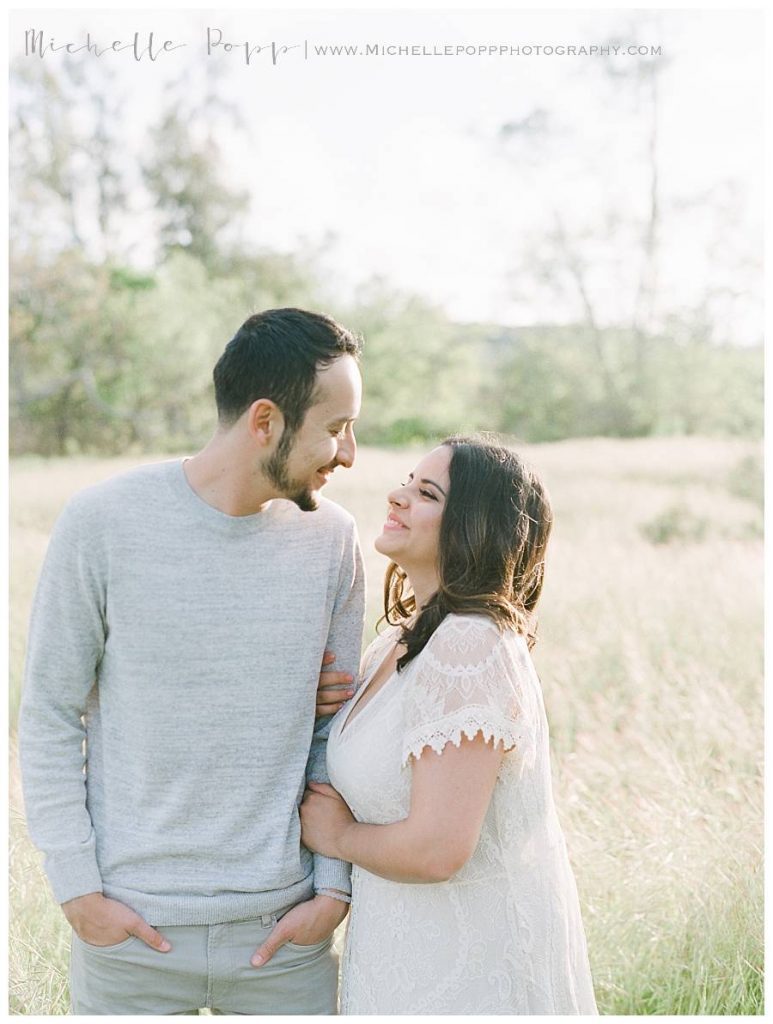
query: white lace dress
[{"left": 327, "top": 613, "right": 597, "bottom": 1015}]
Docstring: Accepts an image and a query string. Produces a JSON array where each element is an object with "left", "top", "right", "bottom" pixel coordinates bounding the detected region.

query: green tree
[
  {"left": 348, "top": 280, "right": 483, "bottom": 445},
  {"left": 496, "top": 25, "right": 761, "bottom": 439},
  {"left": 142, "top": 73, "right": 249, "bottom": 272}
]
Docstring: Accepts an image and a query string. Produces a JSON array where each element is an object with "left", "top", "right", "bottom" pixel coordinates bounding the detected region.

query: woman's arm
[{"left": 300, "top": 733, "right": 503, "bottom": 884}]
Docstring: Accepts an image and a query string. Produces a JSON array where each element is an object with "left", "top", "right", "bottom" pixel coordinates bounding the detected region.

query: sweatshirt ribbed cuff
[
  {"left": 312, "top": 852, "right": 352, "bottom": 897},
  {"left": 45, "top": 844, "right": 103, "bottom": 905}
]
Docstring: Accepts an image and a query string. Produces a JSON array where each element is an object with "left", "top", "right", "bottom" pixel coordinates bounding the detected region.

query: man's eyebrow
[
  {"left": 407, "top": 472, "right": 447, "bottom": 497},
  {"left": 326, "top": 416, "right": 355, "bottom": 427}
]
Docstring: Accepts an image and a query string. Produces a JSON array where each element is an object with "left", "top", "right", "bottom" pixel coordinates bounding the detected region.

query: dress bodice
[{"left": 326, "top": 614, "right": 597, "bottom": 1014}]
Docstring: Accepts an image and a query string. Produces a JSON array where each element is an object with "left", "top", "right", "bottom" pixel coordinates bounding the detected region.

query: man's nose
[{"left": 336, "top": 429, "right": 357, "bottom": 469}]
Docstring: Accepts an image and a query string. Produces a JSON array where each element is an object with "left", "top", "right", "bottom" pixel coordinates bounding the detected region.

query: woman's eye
[{"left": 420, "top": 489, "right": 437, "bottom": 500}]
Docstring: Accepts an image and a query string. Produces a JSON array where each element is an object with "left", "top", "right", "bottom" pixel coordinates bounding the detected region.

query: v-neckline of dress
[{"left": 339, "top": 632, "right": 403, "bottom": 738}]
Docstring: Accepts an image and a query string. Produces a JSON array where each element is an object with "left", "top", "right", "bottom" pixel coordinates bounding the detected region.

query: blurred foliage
[
  {"left": 725, "top": 454, "right": 764, "bottom": 510},
  {"left": 8, "top": 58, "right": 764, "bottom": 455},
  {"left": 478, "top": 324, "right": 763, "bottom": 443},
  {"left": 639, "top": 504, "right": 710, "bottom": 546}
]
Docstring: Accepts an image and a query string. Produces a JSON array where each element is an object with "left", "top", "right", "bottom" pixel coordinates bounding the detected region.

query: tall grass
[{"left": 9, "top": 438, "right": 763, "bottom": 1014}]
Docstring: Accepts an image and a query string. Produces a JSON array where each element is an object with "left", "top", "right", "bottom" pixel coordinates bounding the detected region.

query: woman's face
[{"left": 374, "top": 445, "right": 452, "bottom": 574}]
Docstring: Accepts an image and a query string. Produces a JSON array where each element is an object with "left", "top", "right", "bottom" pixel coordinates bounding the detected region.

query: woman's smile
[{"left": 383, "top": 512, "right": 407, "bottom": 532}]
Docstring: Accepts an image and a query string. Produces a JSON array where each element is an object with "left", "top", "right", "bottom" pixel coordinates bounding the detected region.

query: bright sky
[{"left": 10, "top": 8, "right": 765, "bottom": 342}]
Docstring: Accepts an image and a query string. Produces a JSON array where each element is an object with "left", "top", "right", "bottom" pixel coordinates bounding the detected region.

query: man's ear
[{"left": 247, "top": 399, "right": 284, "bottom": 447}]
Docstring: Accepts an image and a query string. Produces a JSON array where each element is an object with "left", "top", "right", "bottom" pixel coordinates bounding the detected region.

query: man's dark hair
[{"left": 213, "top": 308, "right": 362, "bottom": 432}]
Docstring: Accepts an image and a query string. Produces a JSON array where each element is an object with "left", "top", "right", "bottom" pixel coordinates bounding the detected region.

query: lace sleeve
[{"left": 400, "top": 615, "right": 538, "bottom": 769}]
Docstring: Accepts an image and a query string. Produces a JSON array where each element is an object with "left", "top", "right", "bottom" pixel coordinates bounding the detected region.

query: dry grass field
[{"left": 9, "top": 438, "right": 764, "bottom": 1014}]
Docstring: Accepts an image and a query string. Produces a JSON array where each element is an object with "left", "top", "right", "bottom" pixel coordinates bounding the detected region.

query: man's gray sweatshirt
[{"left": 19, "top": 459, "right": 365, "bottom": 925}]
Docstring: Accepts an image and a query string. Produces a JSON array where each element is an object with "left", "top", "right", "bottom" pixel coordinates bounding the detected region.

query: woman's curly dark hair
[{"left": 382, "top": 435, "right": 554, "bottom": 671}]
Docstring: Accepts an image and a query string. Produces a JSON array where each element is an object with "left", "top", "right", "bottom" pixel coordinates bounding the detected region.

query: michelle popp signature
[{"left": 23, "top": 28, "right": 307, "bottom": 65}]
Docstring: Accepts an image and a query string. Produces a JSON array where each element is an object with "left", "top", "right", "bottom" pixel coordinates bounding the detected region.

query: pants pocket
[
  {"left": 72, "top": 931, "right": 138, "bottom": 954},
  {"left": 284, "top": 935, "right": 333, "bottom": 953}
]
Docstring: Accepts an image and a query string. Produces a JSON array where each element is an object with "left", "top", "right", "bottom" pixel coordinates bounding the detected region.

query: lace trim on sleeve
[{"left": 401, "top": 707, "right": 531, "bottom": 767}]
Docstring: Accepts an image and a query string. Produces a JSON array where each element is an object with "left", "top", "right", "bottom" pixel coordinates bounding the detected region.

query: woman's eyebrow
[
  {"left": 409, "top": 473, "right": 446, "bottom": 497},
  {"left": 422, "top": 479, "right": 447, "bottom": 496}
]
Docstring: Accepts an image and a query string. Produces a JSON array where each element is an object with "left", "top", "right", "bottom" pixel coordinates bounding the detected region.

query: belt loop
[{"left": 260, "top": 912, "right": 273, "bottom": 928}]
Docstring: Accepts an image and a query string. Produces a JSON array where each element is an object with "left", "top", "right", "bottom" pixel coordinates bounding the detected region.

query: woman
[{"left": 301, "top": 436, "right": 597, "bottom": 1015}]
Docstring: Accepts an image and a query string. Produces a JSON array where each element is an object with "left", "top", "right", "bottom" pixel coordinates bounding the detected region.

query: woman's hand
[
  {"left": 300, "top": 781, "right": 355, "bottom": 859},
  {"left": 315, "top": 650, "right": 355, "bottom": 717}
]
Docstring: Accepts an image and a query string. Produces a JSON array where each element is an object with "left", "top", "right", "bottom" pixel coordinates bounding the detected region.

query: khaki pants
[{"left": 69, "top": 913, "right": 338, "bottom": 1015}]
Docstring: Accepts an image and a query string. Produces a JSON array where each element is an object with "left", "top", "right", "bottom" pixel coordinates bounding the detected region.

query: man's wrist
[
  {"left": 62, "top": 890, "right": 103, "bottom": 907},
  {"left": 314, "top": 887, "right": 351, "bottom": 905},
  {"left": 61, "top": 891, "right": 104, "bottom": 923}
]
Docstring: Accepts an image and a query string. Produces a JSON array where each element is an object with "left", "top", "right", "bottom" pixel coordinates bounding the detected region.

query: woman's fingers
[
  {"left": 318, "top": 671, "right": 353, "bottom": 689},
  {"left": 315, "top": 690, "right": 354, "bottom": 716},
  {"left": 316, "top": 670, "right": 355, "bottom": 716}
]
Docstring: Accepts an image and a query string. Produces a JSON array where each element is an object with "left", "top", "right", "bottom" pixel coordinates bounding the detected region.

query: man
[{"left": 19, "top": 308, "right": 365, "bottom": 1014}]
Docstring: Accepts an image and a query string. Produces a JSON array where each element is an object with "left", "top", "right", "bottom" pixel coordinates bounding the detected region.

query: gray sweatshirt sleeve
[
  {"left": 306, "top": 517, "right": 366, "bottom": 895},
  {"left": 18, "top": 498, "right": 106, "bottom": 904}
]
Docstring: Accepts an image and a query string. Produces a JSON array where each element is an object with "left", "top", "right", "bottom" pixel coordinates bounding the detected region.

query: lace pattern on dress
[
  {"left": 402, "top": 707, "right": 526, "bottom": 765},
  {"left": 399, "top": 614, "right": 538, "bottom": 771}
]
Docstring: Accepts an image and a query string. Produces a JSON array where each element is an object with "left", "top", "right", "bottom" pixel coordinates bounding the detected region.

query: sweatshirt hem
[{"left": 103, "top": 876, "right": 315, "bottom": 926}]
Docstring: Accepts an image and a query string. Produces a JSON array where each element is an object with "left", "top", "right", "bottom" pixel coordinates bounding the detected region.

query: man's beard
[{"left": 264, "top": 428, "right": 319, "bottom": 512}]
